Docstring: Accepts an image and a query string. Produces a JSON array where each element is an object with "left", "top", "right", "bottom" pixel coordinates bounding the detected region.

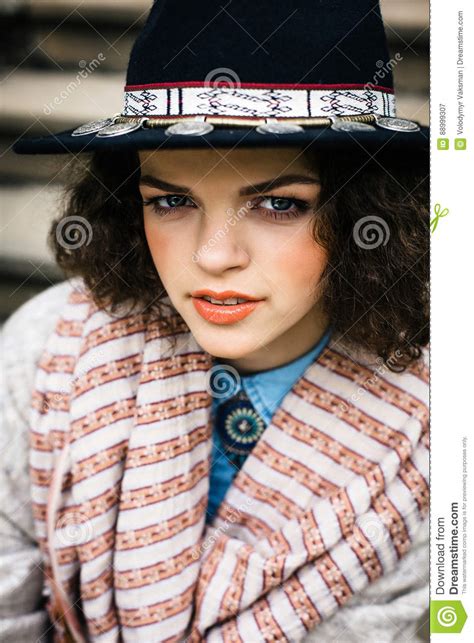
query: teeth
[{"left": 201, "top": 296, "right": 249, "bottom": 305}]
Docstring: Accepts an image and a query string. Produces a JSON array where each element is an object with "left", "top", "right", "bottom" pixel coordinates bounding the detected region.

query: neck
[{"left": 221, "top": 307, "right": 330, "bottom": 375}]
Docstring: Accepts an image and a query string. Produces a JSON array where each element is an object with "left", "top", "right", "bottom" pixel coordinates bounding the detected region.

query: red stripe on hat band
[{"left": 124, "top": 81, "right": 394, "bottom": 93}]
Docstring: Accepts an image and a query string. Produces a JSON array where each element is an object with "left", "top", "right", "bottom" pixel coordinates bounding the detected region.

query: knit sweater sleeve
[{"left": 0, "top": 279, "right": 78, "bottom": 643}]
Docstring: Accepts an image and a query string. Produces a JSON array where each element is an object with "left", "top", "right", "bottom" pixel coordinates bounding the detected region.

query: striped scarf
[{"left": 29, "top": 282, "right": 429, "bottom": 642}]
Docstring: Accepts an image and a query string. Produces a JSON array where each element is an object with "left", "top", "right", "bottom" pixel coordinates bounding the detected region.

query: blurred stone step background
[{"left": 0, "top": 0, "right": 429, "bottom": 321}]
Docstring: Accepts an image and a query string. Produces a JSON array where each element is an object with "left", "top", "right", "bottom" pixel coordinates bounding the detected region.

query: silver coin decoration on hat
[
  {"left": 329, "top": 117, "right": 376, "bottom": 132},
  {"left": 71, "top": 118, "right": 117, "bottom": 136},
  {"left": 164, "top": 121, "right": 215, "bottom": 136},
  {"left": 256, "top": 121, "right": 304, "bottom": 134},
  {"left": 96, "top": 118, "right": 147, "bottom": 137},
  {"left": 375, "top": 116, "right": 420, "bottom": 132}
]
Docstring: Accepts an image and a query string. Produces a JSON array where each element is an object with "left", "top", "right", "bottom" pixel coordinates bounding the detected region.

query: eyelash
[{"left": 141, "top": 193, "right": 312, "bottom": 220}]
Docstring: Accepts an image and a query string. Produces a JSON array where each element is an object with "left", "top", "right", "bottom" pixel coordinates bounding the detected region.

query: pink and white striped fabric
[{"left": 29, "top": 283, "right": 429, "bottom": 642}]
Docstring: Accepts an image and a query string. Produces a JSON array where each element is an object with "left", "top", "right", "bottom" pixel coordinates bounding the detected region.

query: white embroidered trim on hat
[{"left": 123, "top": 84, "right": 396, "bottom": 119}]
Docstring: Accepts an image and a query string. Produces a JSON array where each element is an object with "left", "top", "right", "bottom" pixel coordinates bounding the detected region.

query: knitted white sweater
[{"left": 0, "top": 279, "right": 429, "bottom": 643}]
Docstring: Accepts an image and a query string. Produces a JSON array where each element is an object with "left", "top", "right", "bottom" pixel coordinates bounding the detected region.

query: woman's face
[{"left": 138, "top": 146, "right": 329, "bottom": 373}]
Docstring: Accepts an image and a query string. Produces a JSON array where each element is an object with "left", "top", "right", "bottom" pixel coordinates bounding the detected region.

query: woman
[{"left": 2, "top": 0, "right": 429, "bottom": 641}]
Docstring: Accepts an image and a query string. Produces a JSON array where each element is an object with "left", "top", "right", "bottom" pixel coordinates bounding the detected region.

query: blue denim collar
[{"left": 211, "top": 325, "right": 332, "bottom": 424}]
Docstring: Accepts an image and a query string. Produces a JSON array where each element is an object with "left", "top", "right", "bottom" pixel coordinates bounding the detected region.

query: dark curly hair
[{"left": 48, "top": 143, "right": 429, "bottom": 372}]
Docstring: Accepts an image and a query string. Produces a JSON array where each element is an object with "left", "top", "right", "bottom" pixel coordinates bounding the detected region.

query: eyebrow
[{"left": 139, "top": 173, "right": 320, "bottom": 196}]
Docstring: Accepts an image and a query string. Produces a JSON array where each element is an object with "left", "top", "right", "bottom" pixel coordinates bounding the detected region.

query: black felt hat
[{"left": 13, "top": 0, "right": 428, "bottom": 155}]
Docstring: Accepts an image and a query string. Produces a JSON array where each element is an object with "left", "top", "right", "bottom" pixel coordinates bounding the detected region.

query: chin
[{"left": 189, "top": 327, "right": 258, "bottom": 360}]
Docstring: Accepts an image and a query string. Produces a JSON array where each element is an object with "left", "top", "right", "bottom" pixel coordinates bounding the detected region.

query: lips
[{"left": 190, "top": 289, "right": 264, "bottom": 325}]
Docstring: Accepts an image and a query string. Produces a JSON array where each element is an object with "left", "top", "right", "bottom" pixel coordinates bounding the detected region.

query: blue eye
[
  {"left": 142, "top": 193, "right": 311, "bottom": 220},
  {"left": 261, "top": 197, "right": 293, "bottom": 211},
  {"left": 255, "top": 196, "right": 312, "bottom": 220},
  {"left": 142, "top": 194, "right": 194, "bottom": 211}
]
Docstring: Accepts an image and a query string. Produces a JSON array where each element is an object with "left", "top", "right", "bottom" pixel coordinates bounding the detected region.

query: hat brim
[{"left": 13, "top": 122, "right": 429, "bottom": 155}]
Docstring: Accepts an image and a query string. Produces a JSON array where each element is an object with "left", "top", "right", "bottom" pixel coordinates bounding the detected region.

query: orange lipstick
[{"left": 191, "top": 289, "right": 264, "bottom": 325}]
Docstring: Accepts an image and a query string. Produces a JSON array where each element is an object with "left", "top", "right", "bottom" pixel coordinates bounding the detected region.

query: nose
[{"left": 192, "top": 205, "right": 250, "bottom": 274}]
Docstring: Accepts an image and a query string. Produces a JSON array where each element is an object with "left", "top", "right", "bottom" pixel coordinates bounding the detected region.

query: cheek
[
  {"left": 144, "top": 215, "right": 185, "bottom": 279},
  {"left": 145, "top": 226, "right": 161, "bottom": 258},
  {"left": 259, "top": 225, "right": 328, "bottom": 295}
]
